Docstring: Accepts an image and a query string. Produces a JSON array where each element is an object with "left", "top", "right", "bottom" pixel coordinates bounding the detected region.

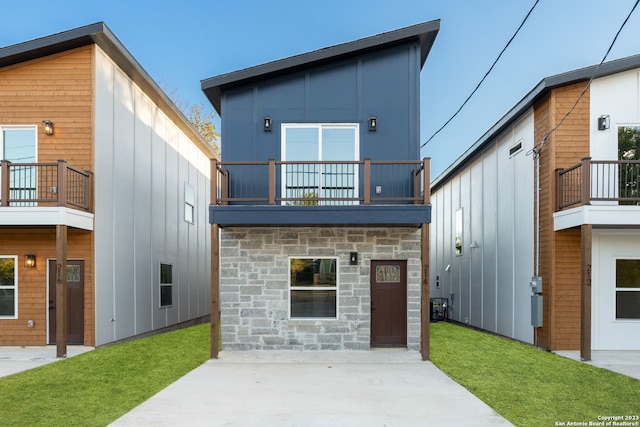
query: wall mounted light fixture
[
  {"left": 42, "top": 120, "right": 54, "bottom": 135},
  {"left": 263, "top": 117, "right": 272, "bottom": 132},
  {"left": 368, "top": 116, "right": 377, "bottom": 131},
  {"left": 597, "top": 115, "right": 610, "bottom": 131},
  {"left": 24, "top": 254, "right": 36, "bottom": 268}
]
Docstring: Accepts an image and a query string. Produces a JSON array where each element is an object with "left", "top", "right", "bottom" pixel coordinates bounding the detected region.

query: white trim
[
  {"left": 0, "top": 207, "right": 94, "bottom": 230},
  {"left": 288, "top": 256, "right": 339, "bottom": 320},
  {"left": 0, "top": 255, "right": 18, "bottom": 319},
  {"left": 554, "top": 205, "right": 640, "bottom": 231}
]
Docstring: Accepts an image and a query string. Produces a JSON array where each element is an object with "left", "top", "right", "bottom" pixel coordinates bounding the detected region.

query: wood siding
[
  {"left": 0, "top": 228, "right": 94, "bottom": 346},
  {"left": 536, "top": 82, "right": 590, "bottom": 350},
  {"left": 0, "top": 46, "right": 93, "bottom": 170}
]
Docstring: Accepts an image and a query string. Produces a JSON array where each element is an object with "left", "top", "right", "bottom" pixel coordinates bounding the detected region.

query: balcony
[
  {"left": 209, "top": 158, "right": 431, "bottom": 227},
  {"left": 554, "top": 157, "right": 640, "bottom": 230},
  {"left": 0, "top": 160, "right": 93, "bottom": 230}
]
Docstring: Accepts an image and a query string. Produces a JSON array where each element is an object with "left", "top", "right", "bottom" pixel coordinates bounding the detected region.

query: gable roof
[
  {"left": 0, "top": 22, "right": 216, "bottom": 158},
  {"left": 431, "top": 53, "right": 640, "bottom": 191},
  {"left": 201, "top": 20, "right": 441, "bottom": 114}
]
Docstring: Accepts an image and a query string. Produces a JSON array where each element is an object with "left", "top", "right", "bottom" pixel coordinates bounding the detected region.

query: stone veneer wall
[{"left": 219, "top": 226, "right": 422, "bottom": 350}]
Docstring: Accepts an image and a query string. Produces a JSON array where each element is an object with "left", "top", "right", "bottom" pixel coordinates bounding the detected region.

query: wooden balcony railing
[
  {"left": 211, "top": 158, "right": 430, "bottom": 206},
  {"left": 556, "top": 157, "right": 640, "bottom": 210},
  {"left": 0, "top": 160, "right": 92, "bottom": 211}
]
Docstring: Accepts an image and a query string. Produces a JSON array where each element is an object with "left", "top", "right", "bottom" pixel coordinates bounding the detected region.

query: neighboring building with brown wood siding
[
  {"left": 431, "top": 55, "right": 640, "bottom": 358},
  {"left": 0, "top": 23, "right": 216, "bottom": 349}
]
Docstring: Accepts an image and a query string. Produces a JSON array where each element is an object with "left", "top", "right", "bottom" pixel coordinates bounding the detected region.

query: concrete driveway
[{"left": 110, "top": 350, "right": 513, "bottom": 427}]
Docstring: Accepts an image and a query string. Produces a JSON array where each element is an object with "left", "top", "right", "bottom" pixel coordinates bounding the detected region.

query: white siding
[
  {"left": 430, "top": 110, "right": 535, "bottom": 343},
  {"left": 93, "top": 47, "right": 211, "bottom": 346},
  {"left": 592, "top": 229, "right": 640, "bottom": 350}
]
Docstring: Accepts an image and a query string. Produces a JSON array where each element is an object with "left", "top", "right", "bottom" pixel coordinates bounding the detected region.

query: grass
[
  {"left": 430, "top": 322, "right": 640, "bottom": 426},
  {"left": 0, "top": 323, "right": 210, "bottom": 427}
]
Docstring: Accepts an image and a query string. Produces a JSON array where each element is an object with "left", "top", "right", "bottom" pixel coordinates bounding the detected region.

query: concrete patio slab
[
  {"left": 554, "top": 350, "right": 640, "bottom": 380},
  {"left": 110, "top": 349, "right": 513, "bottom": 427},
  {"left": 0, "top": 345, "right": 94, "bottom": 378}
]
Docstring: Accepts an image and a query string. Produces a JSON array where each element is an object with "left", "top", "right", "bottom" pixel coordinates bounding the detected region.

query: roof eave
[{"left": 201, "top": 19, "right": 440, "bottom": 115}]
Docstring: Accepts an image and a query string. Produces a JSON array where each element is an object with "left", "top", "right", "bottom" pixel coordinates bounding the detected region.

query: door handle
[{"left": 49, "top": 300, "right": 55, "bottom": 310}]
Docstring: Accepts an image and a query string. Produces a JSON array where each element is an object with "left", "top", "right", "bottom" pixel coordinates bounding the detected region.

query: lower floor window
[
  {"left": 290, "top": 258, "right": 337, "bottom": 319},
  {"left": 0, "top": 256, "right": 17, "bottom": 318},
  {"left": 616, "top": 259, "right": 640, "bottom": 319},
  {"left": 160, "top": 263, "right": 173, "bottom": 307}
]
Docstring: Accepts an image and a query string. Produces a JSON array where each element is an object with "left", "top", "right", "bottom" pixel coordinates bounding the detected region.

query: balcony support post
[
  {"left": 421, "top": 223, "right": 430, "bottom": 360},
  {"left": 580, "top": 223, "right": 592, "bottom": 362},
  {"left": 211, "top": 223, "right": 220, "bottom": 359},
  {"left": 0, "top": 160, "right": 10, "bottom": 206},
  {"left": 581, "top": 157, "right": 591, "bottom": 206},
  {"left": 55, "top": 224, "right": 68, "bottom": 358}
]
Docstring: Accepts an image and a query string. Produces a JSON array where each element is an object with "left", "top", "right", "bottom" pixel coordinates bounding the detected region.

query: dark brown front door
[
  {"left": 370, "top": 260, "right": 407, "bottom": 346},
  {"left": 48, "top": 260, "right": 84, "bottom": 345}
]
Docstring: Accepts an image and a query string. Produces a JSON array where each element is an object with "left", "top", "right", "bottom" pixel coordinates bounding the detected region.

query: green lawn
[
  {"left": 0, "top": 323, "right": 210, "bottom": 427},
  {"left": 431, "top": 322, "right": 640, "bottom": 426},
  {"left": 1, "top": 321, "right": 638, "bottom": 427}
]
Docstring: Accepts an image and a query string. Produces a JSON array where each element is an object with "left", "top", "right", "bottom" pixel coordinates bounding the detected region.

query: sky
[{"left": 2, "top": 0, "right": 640, "bottom": 177}]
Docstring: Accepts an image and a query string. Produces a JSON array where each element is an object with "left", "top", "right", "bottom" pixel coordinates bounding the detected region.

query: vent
[{"left": 509, "top": 140, "right": 523, "bottom": 157}]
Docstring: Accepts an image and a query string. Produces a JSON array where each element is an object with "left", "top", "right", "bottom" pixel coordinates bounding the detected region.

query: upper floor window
[
  {"left": 184, "top": 182, "right": 195, "bottom": 224},
  {"left": 1, "top": 126, "right": 37, "bottom": 205},
  {"left": 281, "top": 124, "right": 359, "bottom": 205}
]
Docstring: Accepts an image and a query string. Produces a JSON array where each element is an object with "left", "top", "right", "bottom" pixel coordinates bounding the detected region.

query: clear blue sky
[{"left": 2, "top": 0, "right": 639, "bottom": 177}]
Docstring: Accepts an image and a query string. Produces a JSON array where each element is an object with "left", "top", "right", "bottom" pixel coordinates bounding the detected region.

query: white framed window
[
  {"left": 184, "top": 182, "right": 195, "bottom": 224},
  {"left": 0, "top": 256, "right": 17, "bottom": 318},
  {"left": 160, "top": 263, "right": 173, "bottom": 308},
  {"left": 455, "top": 208, "right": 463, "bottom": 256},
  {"left": 615, "top": 259, "right": 640, "bottom": 319},
  {"left": 289, "top": 257, "right": 338, "bottom": 319},
  {"left": 1, "top": 126, "right": 38, "bottom": 205},
  {"left": 281, "top": 123, "right": 359, "bottom": 205}
]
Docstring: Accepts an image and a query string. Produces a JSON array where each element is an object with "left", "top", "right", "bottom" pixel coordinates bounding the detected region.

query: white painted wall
[
  {"left": 592, "top": 229, "right": 640, "bottom": 350},
  {"left": 430, "top": 110, "right": 535, "bottom": 343},
  {"left": 94, "top": 47, "right": 211, "bottom": 346}
]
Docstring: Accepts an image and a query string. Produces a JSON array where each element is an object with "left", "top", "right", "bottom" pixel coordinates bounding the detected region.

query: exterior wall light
[
  {"left": 42, "top": 120, "right": 54, "bottom": 135},
  {"left": 263, "top": 117, "right": 272, "bottom": 132},
  {"left": 369, "top": 116, "right": 377, "bottom": 131},
  {"left": 24, "top": 254, "right": 36, "bottom": 268},
  {"left": 597, "top": 115, "right": 610, "bottom": 131}
]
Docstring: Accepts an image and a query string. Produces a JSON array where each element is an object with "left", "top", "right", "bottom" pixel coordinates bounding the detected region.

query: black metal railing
[
  {"left": 556, "top": 157, "right": 640, "bottom": 209},
  {"left": 211, "top": 158, "right": 430, "bottom": 206},
  {"left": 0, "top": 160, "right": 92, "bottom": 211}
]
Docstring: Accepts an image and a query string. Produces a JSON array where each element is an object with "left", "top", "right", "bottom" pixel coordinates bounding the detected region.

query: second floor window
[{"left": 281, "top": 124, "right": 359, "bottom": 205}]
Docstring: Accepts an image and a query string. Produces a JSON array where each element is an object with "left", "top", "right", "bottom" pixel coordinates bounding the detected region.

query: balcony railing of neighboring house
[
  {"left": 556, "top": 157, "right": 640, "bottom": 210},
  {"left": 0, "top": 160, "right": 92, "bottom": 211},
  {"left": 211, "top": 158, "right": 431, "bottom": 206}
]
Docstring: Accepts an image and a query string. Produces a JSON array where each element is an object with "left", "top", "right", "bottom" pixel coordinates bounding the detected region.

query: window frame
[
  {"left": 0, "top": 255, "right": 18, "bottom": 319},
  {"left": 288, "top": 256, "right": 339, "bottom": 320},
  {"left": 454, "top": 208, "right": 463, "bottom": 256},
  {"left": 159, "top": 263, "right": 173, "bottom": 308},
  {"left": 281, "top": 123, "right": 360, "bottom": 205},
  {"left": 615, "top": 258, "right": 640, "bottom": 320},
  {"left": 184, "top": 182, "right": 195, "bottom": 225}
]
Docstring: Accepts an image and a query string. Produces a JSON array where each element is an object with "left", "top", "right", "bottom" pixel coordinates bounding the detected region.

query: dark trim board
[{"left": 209, "top": 205, "right": 431, "bottom": 227}]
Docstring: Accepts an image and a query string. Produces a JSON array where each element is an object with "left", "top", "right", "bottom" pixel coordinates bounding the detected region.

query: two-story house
[
  {"left": 430, "top": 54, "right": 640, "bottom": 360},
  {"left": 0, "top": 23, "right": 214, "bottom": 355},
  {"left": 202, "top": 20, "right": 440, "bottom": 358}
]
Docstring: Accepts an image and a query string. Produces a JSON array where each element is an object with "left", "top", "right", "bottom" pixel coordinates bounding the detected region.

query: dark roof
[
  {"left": 201, "top": 20, "right": 441, "bottom": 114},
  {"left": 431, "top": 53, "right": 640, "bottom": 191},
  {"left": 0, "top": 22, "right": 215, "bottom": 157}
]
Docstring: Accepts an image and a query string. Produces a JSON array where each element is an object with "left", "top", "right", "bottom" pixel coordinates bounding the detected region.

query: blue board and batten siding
[
  {"left": 209, "top": 40, "right": 430, "bottom": 226},
  {"left": 222, "top": 43, "right": 421, "bottom": 162}
]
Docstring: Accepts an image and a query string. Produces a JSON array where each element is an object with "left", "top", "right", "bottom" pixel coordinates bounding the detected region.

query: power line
[
  {"left": 530, "top": 0, "right": 640, "bottom": 157},
  {"left": 421, "top": 0, "right": 540, "bottom": 149}
]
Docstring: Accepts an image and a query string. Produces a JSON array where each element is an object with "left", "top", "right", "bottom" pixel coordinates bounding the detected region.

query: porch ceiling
[{"left": 554, "top": 205, "right": 640, "bottom": 231}]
